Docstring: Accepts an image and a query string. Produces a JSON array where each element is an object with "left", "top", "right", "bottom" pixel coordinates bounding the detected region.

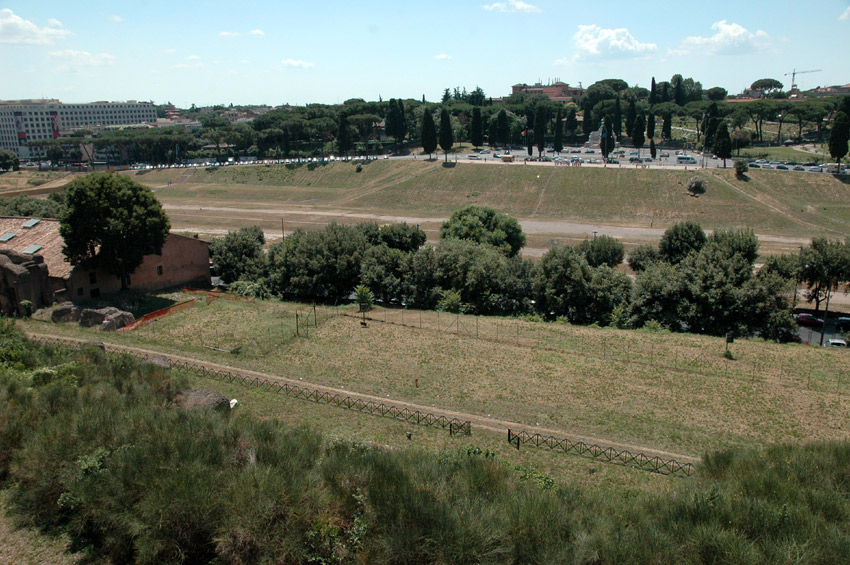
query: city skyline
[{"left": 2, "top": 1, "right": 849, "bottom": 107}]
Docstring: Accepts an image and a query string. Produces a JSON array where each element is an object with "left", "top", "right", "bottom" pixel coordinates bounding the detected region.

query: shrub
[
  {"left": 734, "top": 159, "right": 749, "bottom": 176},
  {"left": 687, "top": 176, "right": 707, "bottom": 196}
]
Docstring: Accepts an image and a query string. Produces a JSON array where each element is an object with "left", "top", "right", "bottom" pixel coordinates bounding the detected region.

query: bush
[
  {"left": 734, "top": 159, "right": 749, "bottom": 176},
  {"left": 687, "top": 176, "right": 707, "bottom": 196}
]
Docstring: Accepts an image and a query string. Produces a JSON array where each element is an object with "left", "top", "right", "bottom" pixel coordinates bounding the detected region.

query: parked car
[
  {"left": 776, "top": 164, "right": 789, "bottom": 170},
  {"left": 468, "top": 154, "right": 480, "bottom": 160},
  {"left": 793, "top": 165, "right": 805, "bottom": 171},
  {"left": 629, "top": 157, "right": 642, "bottom": 163},
  {"left": 480, "top": 149, "right": 491, "bottom": 154},
  {"left": 835, "top": 316, "right": 850, "bottom": 331},
  {"left": 827, "top": 338, "right": 847, "bottom": 348},
  {"left": 795, "top": 313, "right": 824, "bottom": 327},
  {"left": 607, "top": 159, "right": 620, "bottom": 164}
]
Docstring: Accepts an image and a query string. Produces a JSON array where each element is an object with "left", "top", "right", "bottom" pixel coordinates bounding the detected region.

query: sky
[{"left": 2, "top": 1, "right": 849, "bottom": 108}]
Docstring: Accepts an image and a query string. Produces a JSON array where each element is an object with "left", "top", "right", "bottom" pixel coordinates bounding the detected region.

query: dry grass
[
  {"left": 0, "top": 493, "right": 82, "bottom": 564},
  {"left": 20, "top": 296, "right": 850, "bottom": 464}
]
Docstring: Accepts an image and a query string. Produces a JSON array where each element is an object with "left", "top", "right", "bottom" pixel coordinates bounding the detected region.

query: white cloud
[
  {"left": 186, "top": 55, "right": 201, "bottom": 60},
  {"left": 434, "top": 53, "right": 452, "bottom": 60},
  {"left": 49, "top": 49, "right": 115, "bottom": 70},
  {"left": 163, "top": 48, "right": 177, "bottom": 54},
  {"left": 249, "top": 29, "right": 265, "bottom": 36},
  {"left": 0, "top": 8, "right": 71, "bottom": 44},
  {"left": 568, "top": 24, "right": 657, "bottom": 60},
  {"left": 219, "top": 31, "right": 241, "bottom": 37},
  {"left": 840, "top": 6, "right": 850, "bottom": 20},
  {"left": 281, "top": 58, "right": 315, "bottom": 68},
  {"left": 671, "top": 20, "right": 771, "bottom": 56},
  {"left": 482, "top": 0, "right": 541, "bottom": 13},
  {"left": 108, "top": 15, "right": 124, "bottom": 23}
]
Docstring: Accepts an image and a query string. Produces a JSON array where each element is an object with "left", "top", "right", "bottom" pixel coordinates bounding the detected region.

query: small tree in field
[
  {"left": 421, "top": 110, "right": 437, "bottom": 159},
  {"left": 687, "top": 176, "right": 707, "bottom": 197},
  {"left": 439, "top": 108, "right": 453, "bottom": 162},
  {"left": 734, "top": 159, "right": 749, "bottom": 177}
]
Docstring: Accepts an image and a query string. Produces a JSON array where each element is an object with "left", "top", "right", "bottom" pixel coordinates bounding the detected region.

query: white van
[{"left": 676, "top": 155, "right": 698, "bottom": 165}]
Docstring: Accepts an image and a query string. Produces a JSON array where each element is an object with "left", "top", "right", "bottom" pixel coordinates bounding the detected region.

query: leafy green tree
[
  {"left": 585, "top": 266, "right": 633, "bottom": 326},
  {"left": 750, "top": 78, "right": 783, "bottom": 96},
  {"left": 686, "top": 176, "right": 707, "bottom": 197},
  {"left": 0, "top": 193, "right": 65, "bottom": 218},
  {"left": 553, "top": 108, "right": 564, "bottom": 154},
  {"left": 533, "top": 105, "right": 546, "bottom": 157},
  {"left": 440, "top": 205, "right": 526, "bottom": 257},
  {"left": 828, "top": 111, "right": 849, "bottom": 168},
  {"left": 628, "top": 243, "right": 662, "bottom": 272},
  {"left": 707, "top": 228, "right": 759, "bottom": 264},
  {"left": 210, "top": 226, "right": 266, "bottom": 284},
  {"left": 421, "top": 109, "right": 437, "bottom": 159},
  {"left": 360, "top": 244, "right": 412, "bottom": 304},
  {"left": 576, "top": 235, "right": 625, "bottom": 268},
  {"left": 734, "top": 159, "right": 749, "bottom": 176},
  {"left": 60, "top": 173, "right": 170, "bottom": 289},
  {"left": 438, "top": 108, "right": 453, "bottom": 162},
  {"left": 672, "top": 74, "right": 686, "bottom": 106},
  {"left": 659, "top": 221, "right": 706, "bottom": 264},
  {"left": 800, "top": 238, "right": 850, "bottom": 312},
  {"left": 713, "top": 122, "right": 732, "bottom": 167},
  {"left": 630, "top": 261, "right": 685, "bottom": 330},
  {"left": 632, "top": 114, "right": 646, "bottom": 156},
  {"left": 534, "top": 246, "right": 591, "bottom": 322},
  {"left": 0, "top": 148, "right": 20, "bottom": 171},
  {"left": 706, "top": 86, "right": 728, "bottom": 101},
  {"left": 470, "top": 107, "right": 484, "bottom": 148},
  {"left": 267, "top": 223, "right": 369, "bottom": 302},
  {"left": 378, "top": 222, "right": 426, "bottom": 252}
]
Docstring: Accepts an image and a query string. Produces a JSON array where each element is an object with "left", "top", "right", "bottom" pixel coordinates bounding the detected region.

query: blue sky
[{"left": 2, "top": 1, "right": 849, "bottom": 107}]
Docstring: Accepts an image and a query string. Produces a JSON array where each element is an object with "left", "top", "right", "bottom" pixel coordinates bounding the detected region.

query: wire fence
[
  {"left": 351, "top": 307, "right": 850, "bottom": 396},
  {"left": 507, "top": 429, "right": 695, "bottom": 477},
  {"left": 29, "top": 334, "right": 471, "bottom": 437}
]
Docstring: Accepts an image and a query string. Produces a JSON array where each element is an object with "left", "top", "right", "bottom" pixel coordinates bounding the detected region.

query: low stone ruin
[{"left": 51, "top": 302, "right": 135, "bottom": 331}]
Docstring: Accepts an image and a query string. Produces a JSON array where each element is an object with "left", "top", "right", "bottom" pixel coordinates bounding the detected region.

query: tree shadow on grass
[
  {"left": 441, "top": 162, "right": 456, "bottom": 169},
  {"left": 831, "top": 173, "right": 850, "bottom": 185}
]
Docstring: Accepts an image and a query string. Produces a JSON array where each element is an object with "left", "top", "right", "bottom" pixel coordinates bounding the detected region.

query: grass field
[
  {"left": 133, "top": 160, "right": 850, "bottom": 247},
  {"left": 19, "top": 293, "right": 850, "bottom": 490}
]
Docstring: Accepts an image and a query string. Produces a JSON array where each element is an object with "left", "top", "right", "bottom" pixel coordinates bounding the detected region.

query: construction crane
[{"left": 784, "top": 68, "right": 822, "bottom": 91}]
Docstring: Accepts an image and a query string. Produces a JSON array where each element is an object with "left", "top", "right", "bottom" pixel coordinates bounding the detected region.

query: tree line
[{"left": 210, "top": 205, "right": 850, "bottom": 342}]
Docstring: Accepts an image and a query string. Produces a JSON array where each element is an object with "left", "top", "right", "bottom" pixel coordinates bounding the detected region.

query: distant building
[
  {"left": 0, "top": 99, "right": 157, "bottom": 159},
  {"left": 808, "top": 84, "right": 850, "bottom": 98},
  {"left": 0, "top": 217, "right": 211, "bottom": 301},
  {"left": 510, "top": 81, "right": 584, "bottom": 102}
]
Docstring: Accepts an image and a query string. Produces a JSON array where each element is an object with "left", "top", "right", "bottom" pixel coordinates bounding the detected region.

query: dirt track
[{"left": 26, "top": 331, "right": 702, "bottom": 464}]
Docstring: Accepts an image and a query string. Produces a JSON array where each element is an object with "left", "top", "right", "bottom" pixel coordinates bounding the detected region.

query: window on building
[
  {"left": 156, "top": 265, "right": 164, "bottom": 276},
  {"left": 90, "top": 288, "right": 100, "bottom": 298},
  {"left": 89, "top": 272, "right": 97, "bottom": 284},
  {"left": 77, "top": 288, "right": 83, "bottom": 297}
]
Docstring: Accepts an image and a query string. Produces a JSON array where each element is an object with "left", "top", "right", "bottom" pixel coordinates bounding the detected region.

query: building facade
[
  {"left": 510, "top": 81, "right": 584, "bottom": 102},
  {"left": 0, "top": 99, "right": 157, "bottom": 159}
]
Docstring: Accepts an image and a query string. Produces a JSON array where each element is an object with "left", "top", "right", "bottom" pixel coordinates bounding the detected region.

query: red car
[{"left": 795, "top": 313, "right": 824, "bottom": 328}]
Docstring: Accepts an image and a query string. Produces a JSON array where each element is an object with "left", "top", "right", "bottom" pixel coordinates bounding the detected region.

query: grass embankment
[
  {"left": 0, "top": 170, "right": 73, "bottom": 196},
  {"left": 4, "top": 321, "right": 850, "bottom": 563},
  {"left": 21, "top": 293, "right": 850, "bottom": 466},
  {"left": 132, "top": 160, "right": 850, "bottom": 242}
]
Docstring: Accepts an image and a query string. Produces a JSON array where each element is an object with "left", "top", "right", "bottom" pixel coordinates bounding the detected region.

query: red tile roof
[{"left": 0, "top": 217, "right": 73, "bottom": 278}]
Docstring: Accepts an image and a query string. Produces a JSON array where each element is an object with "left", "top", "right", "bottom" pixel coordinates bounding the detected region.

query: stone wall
[{"left": 0, "top": 250, "right": 54, "bottom": 316}]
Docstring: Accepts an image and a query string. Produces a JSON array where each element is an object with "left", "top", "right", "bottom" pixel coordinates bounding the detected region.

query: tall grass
[{"left": 3, "top": 321, "right": 850, "bottom": 563}]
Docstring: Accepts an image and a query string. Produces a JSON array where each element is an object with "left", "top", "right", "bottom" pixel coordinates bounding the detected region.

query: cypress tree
[
  {"left": 421, "top": 109, "right": 437, "bottom": 159},
  {"left": 553, "top": 108, "right": 564, "bottom": 154},
  {"left": 497, "top": 109, "right": 509, "bottom": 147},
  {"left": 649, "top": 138, "right": 657, "bottom": 160},
  {"left": 647, "top": 112, "right": 656, "bottom": 140},
  {"left": 649, "top": 77, "right": 657, "bottom": 105},
  {"left": 470, "top": 107, "right": 484, "bottom": 148},
  {"left": 633, "top": 114, "right": 646, "bottom": 157},
  {"left": 713, "top": 122, "right": 732, "bottom": 167},
  {"left": 625, "top": 98, "right": 637, "bottom": 138},
  {"left": 534, "top": 105, "right": 546, "bottom": 157},
  {"left": 439, "top": 107, "right": 453, "bottom": 162},
  {"left": 614, "top": 98, "right": 623, "bottom": 139},
  {"left": 662, "top": 113, "right": 672, "bottom": 140},
  {"left": 661, "top": 83, "right": 670, "bottom": 103},
  {"left": 829, "top": 111, "right": 850, "bottom": 168},
  {"left": 566, "top": 108, "right": 578, "bottom": 144},
  {"left": 583, "top": 102, "right": 593, "bottom": 138},
  {"left": 488, "top": 116, "right": 498, "bottom": 147},
  {"left": 527, "top": 128, "right": 534, "bottom": 156}
]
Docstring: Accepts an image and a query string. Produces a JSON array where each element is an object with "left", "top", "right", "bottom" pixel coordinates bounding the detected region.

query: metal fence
[
  {"left": 507, "top": 429, "right": 695, "bottom": 477},
  {"left": 29, "top": 334, "right": 471, "bottom": 437}
]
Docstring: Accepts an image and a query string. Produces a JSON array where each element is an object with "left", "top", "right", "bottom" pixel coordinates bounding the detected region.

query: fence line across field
[
  {"left": 349, "top": 306, "right": 850, "bottom": 396},
  {"left": 28, "top": 334, "right": 471, "bottom": 437},
  {"left": 508, "top": 429, "right": 695, "bottom": 477}
]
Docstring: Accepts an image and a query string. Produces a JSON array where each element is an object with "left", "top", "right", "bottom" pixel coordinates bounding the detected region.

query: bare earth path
[{"left": 26, "top": 332, "right": 701, "bottom": 464}]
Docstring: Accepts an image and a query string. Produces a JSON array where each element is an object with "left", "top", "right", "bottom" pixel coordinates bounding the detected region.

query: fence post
[{"left": 296, "top": 312, "right": 300, "bottom": 337}]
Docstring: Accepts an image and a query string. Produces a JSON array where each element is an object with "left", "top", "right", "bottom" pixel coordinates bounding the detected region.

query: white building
[{"left": 0, "top": 99, "right": 158, "bottom": 159}]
